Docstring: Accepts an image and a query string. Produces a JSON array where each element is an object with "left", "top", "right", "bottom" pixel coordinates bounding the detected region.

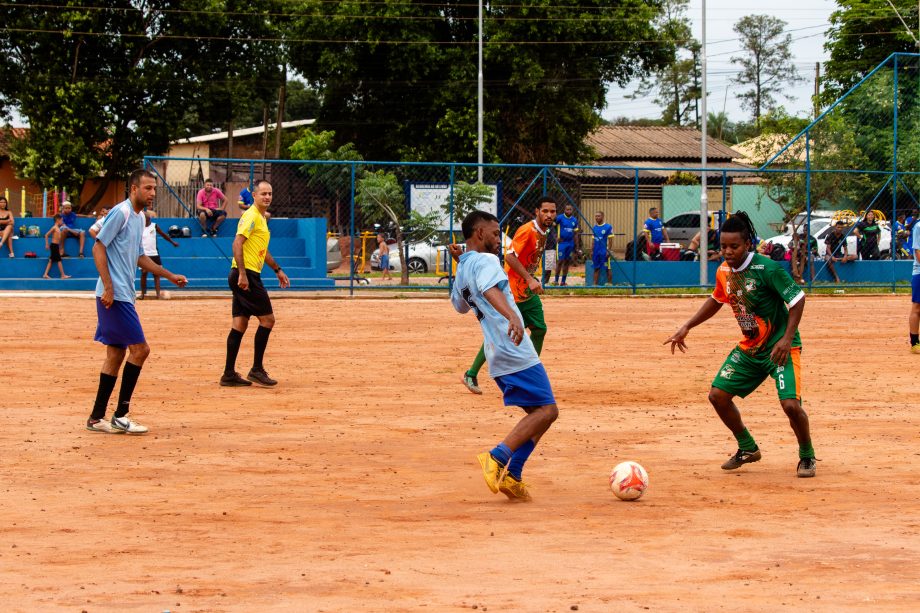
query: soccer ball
[{"left": 609, "top": 461, "right": 649, "bottom": 501}]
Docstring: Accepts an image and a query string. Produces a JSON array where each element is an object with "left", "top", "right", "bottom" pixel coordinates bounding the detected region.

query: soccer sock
[
  {"left": 253, "top": 325, "right": 272, "bottom": 371},
  {"left": 91, "top": 373, "right": 118, "bottom": 420},
  {"left": 468, "top": 345, "right": 486, "bottom": 378},
  {"left": 734, "top": 427, "right": 758, "bottom": 452},
  {"left": 561, "top": 274, "right": 567, "bottom": 283},
  {"left": 554, "top": 274, "right": 559, "bottom": 283},
  {"left": 530, "top": 327, "right": 546, "bottom": 356},
  {"left": 911, "top": 333, "right": 919, "bottom": 346},
  {"left": 490, "top": 442, "right": 512, "bottom": 466},
  {"left": 225, "top": 328, "right": 244, "bottom": 374},
  {"left": 114, "top": 362, "right": 142, "bottom": 418},
  {"left": 507, "top": 439, "right": 536, "bottom": 480},
  {"left": 799, "top": 443, "right": 815, "bottom": 460}
]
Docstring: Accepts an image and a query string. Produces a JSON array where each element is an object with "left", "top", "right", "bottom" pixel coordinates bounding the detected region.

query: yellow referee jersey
[{"left": 231, "top": 206, "right": 270, "bottom": 273}]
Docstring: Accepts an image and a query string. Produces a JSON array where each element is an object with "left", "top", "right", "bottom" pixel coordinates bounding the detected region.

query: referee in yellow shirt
[{"left": 221, "top": 180, "right": 290, "bottom": 387}]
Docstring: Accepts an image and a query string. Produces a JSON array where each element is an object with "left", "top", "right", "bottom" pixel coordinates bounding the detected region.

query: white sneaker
[
  {"left": 111, "top": 416, "right": 149, "bottom": 434},
  {"left": 86, "top": 418, "right": 120, "bottom": 434}
]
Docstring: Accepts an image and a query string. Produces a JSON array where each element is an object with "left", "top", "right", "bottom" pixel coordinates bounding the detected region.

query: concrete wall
[{"left": 662, "top": 185, "right": 786, "bottom": 239}]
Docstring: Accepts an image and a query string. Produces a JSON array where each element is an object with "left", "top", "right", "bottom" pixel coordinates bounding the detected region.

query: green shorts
[
  {"left": 516, "top": 294, "right": 546, "bottom": 332},
  {"left": 712, "top": 346, "right": 802, "bottom": 401}
]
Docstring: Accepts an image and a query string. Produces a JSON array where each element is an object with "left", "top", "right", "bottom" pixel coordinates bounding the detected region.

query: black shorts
[
  {"left": 229, "top": 269, "right": 273, "bottom": 318},
  {"left": 148, "top": 255, "right": 162, "bottom": 266},
  {"left": 50, "top": 243, "right": 61, "bottom": 263}
]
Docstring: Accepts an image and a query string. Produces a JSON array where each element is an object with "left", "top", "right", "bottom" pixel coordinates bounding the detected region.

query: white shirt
[{"left": 142, "top": 222, "right": 158, "bottom": 256}]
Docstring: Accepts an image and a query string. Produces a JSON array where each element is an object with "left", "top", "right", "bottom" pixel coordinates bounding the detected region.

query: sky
[{"left": 603, "top": 0, "right": 840, "bottom": 124}]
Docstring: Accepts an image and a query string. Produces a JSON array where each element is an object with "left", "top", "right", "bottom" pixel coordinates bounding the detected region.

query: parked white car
[
  {"left": 370, "top": 239, "right": 447, "bottom": 274},
  {"left": 764, "top": 219, "right": 891, "bottom": 258}
]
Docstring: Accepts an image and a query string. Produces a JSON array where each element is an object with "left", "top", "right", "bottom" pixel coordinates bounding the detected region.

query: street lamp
[
  {"left": 699, "top": 0, "right": 708, "bottom": 285},
  {"left": 477, "top": 0, "right": 484, "bottom": 183}
]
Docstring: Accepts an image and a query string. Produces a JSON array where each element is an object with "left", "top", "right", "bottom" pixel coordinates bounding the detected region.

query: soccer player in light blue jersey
[{"left": 450, "top": 210, "right": 559, "bottom": 501}]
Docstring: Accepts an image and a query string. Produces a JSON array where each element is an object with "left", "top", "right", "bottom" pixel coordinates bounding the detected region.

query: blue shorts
[
  {"left": 592, "top": 251, "right": 608, "bottom": 269},
  {"left": 558, "top": 242, "right": 574, "bottom": 261},
  {"left": 380, "top": 254, "right": 390, "bottom": 270},
  {"left": 913, "top": 273, "right": 920, "bottom": 304},
  {"left": 494, "top": 363, "right": 555, "bottom": 408},
  {"left": 95, "top": 298, "right": 146, "bottom": 349}
]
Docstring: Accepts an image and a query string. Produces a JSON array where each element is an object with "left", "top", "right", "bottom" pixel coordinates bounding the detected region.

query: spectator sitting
[
  {"left": 89, "top": 207, "right": 109, "bottom": 239},
  {"left": 0, "top": 195, "right": 15, "bottom": 257},
  {"left": 43, "top": 214, "right": 70, "bottom": 279},
  {"left": 238, "top": 187, "right": 271, "bottom": 220},
  {"left": 196, "top": 178, "right": 228, "bottom": 236},
  {"left": 788, "top": 231, "right": 818, "bottom": 284},
  {"left": 60, "top": 200, "right": 90, "bottom": 257},
  {"left": 688, "top": 228, "right": 722, "bottom": 261},
  {"left": 824, "top": 220, "right": 856, "bottom": 283}
]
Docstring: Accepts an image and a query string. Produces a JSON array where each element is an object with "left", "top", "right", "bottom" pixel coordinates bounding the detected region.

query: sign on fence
[{"left": 408, "top": 183, "right": 498, "bottom": 230}]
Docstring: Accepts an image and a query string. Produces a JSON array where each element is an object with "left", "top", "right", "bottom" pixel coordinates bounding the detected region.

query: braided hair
[{"left": 720, "top": 211, "right": 756, "bottom": 246}]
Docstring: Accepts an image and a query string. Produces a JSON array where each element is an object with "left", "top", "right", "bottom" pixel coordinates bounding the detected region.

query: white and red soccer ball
[{"left": 609, "top": 461, "right": 649, "bottom": 501}]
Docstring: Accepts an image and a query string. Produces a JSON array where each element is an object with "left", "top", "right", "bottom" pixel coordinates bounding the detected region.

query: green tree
[
  {"left": 441, "top": 181, "right": 495, "bottom": 230},
  {"left": 288, "top": 128, "right": 363, "bottom": 233},
  {"left": 284, "top": 0, "right": 673, "bottom": 164},
  {"left": 822, "top": 0, "right": 919, "bottom": 101},
  {"left": 0, "top": 1, "right": 282, "bottom": 209},
  {"left": 630, "top": 0, "right": 701, "bottom": 127},
  {"left": 731, "top": 15, "right": 803, "bottom": 131},
  {"left": 356, "top": 170, "right": 439, "bottom": 284}
]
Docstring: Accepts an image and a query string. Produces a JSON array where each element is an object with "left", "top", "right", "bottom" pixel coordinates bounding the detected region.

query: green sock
[
  {"left": 734, "top": 428, "right": 758, "bottom": 452},
  {"left": 468, "top": 345, "right": 487, "bottom": 377},
  {"left": 799, "top": 443, "right": 815, "bottom": 459},
  {"left": 530, "top": 328, "right": 546, "bottom": 356}
]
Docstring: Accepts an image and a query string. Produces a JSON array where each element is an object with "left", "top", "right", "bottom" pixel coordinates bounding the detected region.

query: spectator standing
[
  {"left": 643, "top": 207, "right": 669, "bottom": 257},
  {"left": 824, "top": 220, "right": 856, "bottom": 283},
  {"left": 377, "top": 232, "right": 392, "bottom": 281},
  {"left": 591, "top": 211, "right": 613, "bottom": 286},
  {"left": 140, "top": 210, "right": 179, "bottom": 299},
  {"left": 0, "top": 196, "right": 14, "bottom": 257},
  {"left": 42, "top": 214, "right": 70, "bottom": 279},
  {"left": 60, "top": 200, "right": 88, "bottom": 258},
  {"left": 86, "top": 169, "right": 188, "bottom": 434},
  {"left": 910, "top": 220, "right": 920, "bottom": 353},
  {"left": 553, "top": 203, "right": 579, "bottom": 286},
  {"left": 196, "top": 179, "right": 228, "bottom": 237},
  {"left": 854, "top": 210, "right": 882, "bottom": 260}
]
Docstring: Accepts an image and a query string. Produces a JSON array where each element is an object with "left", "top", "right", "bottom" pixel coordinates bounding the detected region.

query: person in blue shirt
[
  {"left": 60, "top": 200, "right": 89, "bottom": 258},
  {"left": 643, "top": 207, "right": 669, "bottom": 257},
  {"left": 591, "top": 211, "right": 613, "bottom": 286},
  {"left": 553, "top": 203, "right": 580, "bottom": 286},
  {"left": 87, "top": 169, "right": 188, "bottom": 435},
  {"left": 449, "top": 210, "right": 559, "bottom": 502},
  {"left": 909, "top": 220, "right": 920, "bottom": 353}
]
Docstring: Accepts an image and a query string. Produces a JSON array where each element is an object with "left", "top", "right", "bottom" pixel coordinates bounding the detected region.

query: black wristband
[{"left": 274, "top": 266, "right": 282, "bottom": 273}]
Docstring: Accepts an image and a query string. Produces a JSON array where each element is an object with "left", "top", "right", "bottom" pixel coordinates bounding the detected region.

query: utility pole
[{"left": 813, "top": 62, "right": 820, "bottom": 119}]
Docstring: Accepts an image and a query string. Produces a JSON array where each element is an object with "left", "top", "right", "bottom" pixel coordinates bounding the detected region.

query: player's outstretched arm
[
  {"left": 482, "top": 285, "right": 525, "bottom": 345},
  {"left": 137, "top": 255, "right": 188, "bottom": 287},
  {"left": 664, "top": 297, "right": 722, "bottom": 354}
]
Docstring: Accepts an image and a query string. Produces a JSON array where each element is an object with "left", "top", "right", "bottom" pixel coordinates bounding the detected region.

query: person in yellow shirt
[{"left": 221, "top": 180, "right": 290, "bottom": 387}]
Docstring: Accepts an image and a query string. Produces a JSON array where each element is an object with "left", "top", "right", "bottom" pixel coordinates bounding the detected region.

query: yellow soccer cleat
[
  {"left": 476, "top": 452, "right": 504, "bottom": 494},
  {"left": 912, "top": 343, "right": 920, "bottom": 354},
  {"left": 499, "top": 474, "right": 533, "bottom": 502}
]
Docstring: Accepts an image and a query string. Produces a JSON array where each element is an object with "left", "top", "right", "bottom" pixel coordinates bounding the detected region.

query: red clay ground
[{"left": 1, "top": 295, "right": 918, "bottom": 612}]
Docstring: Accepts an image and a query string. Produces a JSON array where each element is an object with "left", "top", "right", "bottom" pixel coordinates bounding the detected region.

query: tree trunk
[
  {"left": 396, "top": 225, "right": 409, "bottom": 285},
  {"left": 81, "top": 176, "right": 111, "bottom": 213}
]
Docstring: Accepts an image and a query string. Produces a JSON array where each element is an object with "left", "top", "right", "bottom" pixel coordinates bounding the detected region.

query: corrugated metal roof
[{"left": 586, "top": 125, "right": 742, "bottom": 162}]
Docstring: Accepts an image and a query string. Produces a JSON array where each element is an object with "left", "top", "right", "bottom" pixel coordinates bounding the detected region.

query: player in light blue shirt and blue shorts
[
  {"left": 909, "top": 221, "right": 920, "bottom": 353},
  {"left": 87, "top": 169, "right": 187, "bottom": 435},
  {"left": 450, "top": 210, "right": 559, "bottom": 502}
]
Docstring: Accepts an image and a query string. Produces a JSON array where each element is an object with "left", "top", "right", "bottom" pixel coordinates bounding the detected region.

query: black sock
[
  {"left": 115, "top": 362, "right": 142, "bottom": 418},
  {"left": 253, "top": 325, "right": 272, "bottom": 371},
  {"left": 911, "top": 334, "right": 919, "bottom": 346},
  {"left": 225, "top": 329, "right": 244, "bottom": 374},
  {"left": 91, "top": 373, "right": 118, "bottom": 420}
]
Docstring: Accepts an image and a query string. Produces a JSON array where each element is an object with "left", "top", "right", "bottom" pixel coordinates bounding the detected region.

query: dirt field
[{"left": 1, "top": 294, "right": 918, "bottom": 612}]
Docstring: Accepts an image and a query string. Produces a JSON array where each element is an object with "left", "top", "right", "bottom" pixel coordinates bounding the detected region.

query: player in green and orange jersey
[
  {"left": 461, "top": 196, "right": 557, "bottom": 394},
  {"left": 665, "top": 212, "right": 817, "bottom": 478}
]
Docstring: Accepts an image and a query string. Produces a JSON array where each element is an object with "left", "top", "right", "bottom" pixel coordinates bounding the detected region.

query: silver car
[{"left": 370, "top": 238, "right": 446, "bottom": 274}]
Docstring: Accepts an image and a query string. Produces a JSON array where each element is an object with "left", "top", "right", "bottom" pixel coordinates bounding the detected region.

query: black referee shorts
[{"left": 228, "top": 269, "right": 273, "bottom": 318}]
